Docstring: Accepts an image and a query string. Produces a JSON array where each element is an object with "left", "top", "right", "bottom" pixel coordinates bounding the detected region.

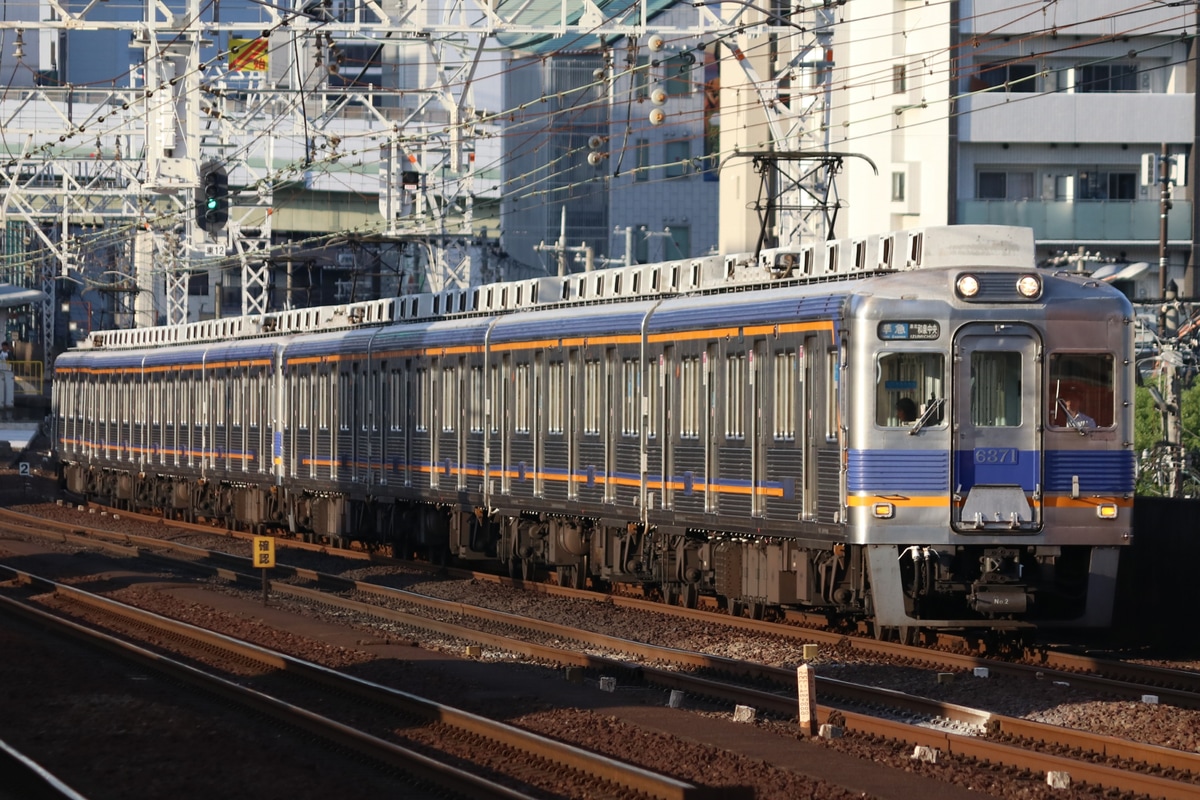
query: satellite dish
[
  {"left": 1105, "top": 261, "right": 1151, "bottom": 282},
  {"left": 1088, "top": 264, "right": 1121, "bottom": 280}
]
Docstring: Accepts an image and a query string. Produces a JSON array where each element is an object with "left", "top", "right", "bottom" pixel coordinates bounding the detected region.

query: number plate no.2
[{"left": 974, "top": 448, "right": 1018, "bottom": 464}]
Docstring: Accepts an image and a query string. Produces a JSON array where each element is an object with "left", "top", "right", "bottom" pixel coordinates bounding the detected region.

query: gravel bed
[{"left": 4, "top": 479, "right": 1200, "bottom": 798}]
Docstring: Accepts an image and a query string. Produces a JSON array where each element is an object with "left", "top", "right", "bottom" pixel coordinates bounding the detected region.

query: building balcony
[
  {"left": 956, "top": 199, "right": 1193, "bottom": 243},
  {"left": 958, "top": 92, "right": 1194, "bottom": 145}
]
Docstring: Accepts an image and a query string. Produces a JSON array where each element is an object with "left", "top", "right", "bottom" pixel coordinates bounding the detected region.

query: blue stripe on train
[
  {"left": 847, "top": 450, "right": 949, "bottom": 493},
  {"left": 1043, "top": 450, "right": 1135, "bottom": 493}
]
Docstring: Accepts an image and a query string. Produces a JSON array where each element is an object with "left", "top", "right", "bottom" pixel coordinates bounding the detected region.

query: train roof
[{"left": 69, "top": 225, "right": 1037, "bottom": 353}]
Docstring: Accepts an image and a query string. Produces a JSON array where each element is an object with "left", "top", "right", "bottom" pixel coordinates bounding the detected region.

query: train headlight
[
  {"left": 1016, "top": 274, "right": 1042, "bottom": 299},
  {"left": 872, "top": 502, "right": 895, "bottom": 519},
  {"left": 955, "top": 274, "right": 980, "bottom": 298},
  {"left": 1096, "top": 503, "right": 1119, "bottom": 520}
]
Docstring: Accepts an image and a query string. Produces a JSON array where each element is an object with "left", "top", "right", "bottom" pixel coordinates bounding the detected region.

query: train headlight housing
[
  {"left": 1016, "top": 274, "right": 1042, "bottom": 299},
  {"left": 872, "top": 502, "right": 895, "bottom": 519},
  {"left": 1096, "top": 503, "right": 1119, "bottom": 520},
  {"left": 955, "top": 274, "right": 980, "bottom": 298}
]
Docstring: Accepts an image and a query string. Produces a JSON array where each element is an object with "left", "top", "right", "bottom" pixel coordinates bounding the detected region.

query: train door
[
  {"left": 951, "top": 322, "right": 1043, "bottom": 531},
  {"left": 751, "top": 340, "right": 766, "bottom": 517},
  {"left": 533, "top": 351, "right": 543, "bottom": 496},
  {"left": 660, "top": 346, "right": 674, "bottom": 510},
  {"left": 704, "top": 343, "right": 718, "bottom": 513},
  {"left": 567, "top": 349, "right": 579, "bottom": 500},
  {"left": 802, "top": 336, "right": 819, "bottom": 521},
  {"left": 500, "top": 354, "right": 511, "bottom": 494}
]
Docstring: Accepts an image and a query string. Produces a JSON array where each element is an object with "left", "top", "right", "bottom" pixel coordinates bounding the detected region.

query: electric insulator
[
  {"left": 648, "top": 108, "right": 666, "bottom": 126},
  {"left": 588, "top": 135, "right": 605, "bottom": 150},
  {"left": 649, "top": 87, "right": 667, "bottom": 106},
  {"left": 647, "top": 34, "right": 665, "bottom": 52},
  {"left": 587, "top": 151, "right": 604, "bottom": 166}
]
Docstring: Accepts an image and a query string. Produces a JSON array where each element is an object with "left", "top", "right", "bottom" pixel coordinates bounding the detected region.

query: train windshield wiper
[
  {"left": 909, "top": 398, "right": 943, "bottom": 435},
  {"left": 1056, "top": 397, "right": 1092, "bottom": 436}
]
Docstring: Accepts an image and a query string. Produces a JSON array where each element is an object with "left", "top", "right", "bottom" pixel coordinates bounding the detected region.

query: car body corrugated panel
[
  {"left": 647, "top": 292, "right": 848, "bottom": 333},
  {"left": 1044, "top": 450, "right": 1135, "bottom": 493},
  {"left": 490, "top": 302, "right": 657, "bottom": 343},
  {"left": 847, "top": 450, "right": 951, "bottom": 494}
]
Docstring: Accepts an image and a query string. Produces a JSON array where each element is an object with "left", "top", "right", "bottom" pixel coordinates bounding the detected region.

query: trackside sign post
[{"left": 253, "top": 536, "right": 275, "bottom": 606}]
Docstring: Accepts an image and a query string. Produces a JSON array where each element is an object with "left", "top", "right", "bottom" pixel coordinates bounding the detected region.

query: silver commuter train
[{"left": 53, "top": 224, "right": 1136, "bottom": 635}]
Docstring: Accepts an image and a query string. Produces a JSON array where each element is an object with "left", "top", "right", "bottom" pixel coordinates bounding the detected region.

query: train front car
[{"left": 847, "top": 229, "right": 1135, "bottom": 633}]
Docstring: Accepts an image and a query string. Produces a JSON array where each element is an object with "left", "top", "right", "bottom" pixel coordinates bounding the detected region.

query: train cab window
[
  {"left": 971, "top": 351, "right": 1022, "bottom": 427},
  {"left": 1048, "top": 353, "right": 1114, "bottom": 428},
  {"left": 876, "top": 352, "right": 945, "bottom": 426}
]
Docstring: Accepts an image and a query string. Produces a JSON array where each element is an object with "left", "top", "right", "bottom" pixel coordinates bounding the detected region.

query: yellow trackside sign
[
  {"left": 230, "top": 38, "right": 268, "bottom": 72},
  {"left": 252, "top": 536, "right": 275, "bottom": 568}
]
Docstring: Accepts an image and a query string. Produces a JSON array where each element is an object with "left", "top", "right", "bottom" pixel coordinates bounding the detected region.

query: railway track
[
  {"left": 12, "top": 501, "right": 1200, "bottom": 705},
  {"left": 0, "top": 569, "right": 722, "bottom": 800},
  {"left": 4, "top": 505, "right": 1200, "bottom": 798}
]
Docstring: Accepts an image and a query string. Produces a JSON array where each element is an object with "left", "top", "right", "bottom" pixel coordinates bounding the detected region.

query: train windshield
[
  {"left": 876, "top": 352, "right": 945, "bottom": 426},
  {"left": 1048, "top": 353, "right": 1114, "bottom": 428}
]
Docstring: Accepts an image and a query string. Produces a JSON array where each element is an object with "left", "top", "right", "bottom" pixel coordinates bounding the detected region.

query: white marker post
[{"left": 797, "top": 663, "right": 817, "bottom": 736}]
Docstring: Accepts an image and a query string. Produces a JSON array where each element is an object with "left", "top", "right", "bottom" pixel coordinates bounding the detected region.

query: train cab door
[{"left": 951, "top": 322, "right": 1043, "bottom": 532}]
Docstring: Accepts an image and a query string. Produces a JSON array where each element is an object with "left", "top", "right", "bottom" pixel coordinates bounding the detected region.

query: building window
[
  {"left": 1077, "top": 63, "right": 1138, "bottom": 93},
  {"left": 664, "top": 54, "right": 693, "bottom": 96},
  {"left": 891, "top": 171, "right": 906, "bottom": 202},
  {"left": 977, "top": 171, "right": 1034, "bottom": 200},
  {"left": 893, "top": 63, "right": 907, "bottom": 94},
  {"left": 664, "top": 140, "right": 690, "bottom": 179},
  {"left": 635, "top": 138, "right": 649, "bottom": 182},
  {"left": 634, "top": 227, "right": 650, "bottom": 264},
  {"left": 665, "top": 225, "right": 689, "bottom": 260},
  {"left": 971, "top": 61, "right": 1037, "bottom": 93},
  {"left": 1078, "top": 170, "right": 1137, "bottom": 200}
]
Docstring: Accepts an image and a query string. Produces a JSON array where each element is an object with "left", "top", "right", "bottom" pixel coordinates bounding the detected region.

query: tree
[{"left": 1134, "top": 377, "right": 1200, "bottom": 496}]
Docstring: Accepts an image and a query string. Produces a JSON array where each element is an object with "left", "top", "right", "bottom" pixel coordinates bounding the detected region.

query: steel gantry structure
[{"left": 0, "top": 0, "right": 842, "bottom": 360}]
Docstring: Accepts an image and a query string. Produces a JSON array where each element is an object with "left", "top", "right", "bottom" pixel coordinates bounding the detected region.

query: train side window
[
  {"left": 583, "top": 359, "right": 602, "bottom": 435},
  {"left": 442, "top": 365, "right": 457, "bottom": 433},
  {"left": 469, "top": 366, "right": 484, "bottom": 433},
  {"left": 825, "top": 350, "right": 839, "bottom": 441},
  {"left": 646, "top": 357, "right": 659, "bottom": 439},
  {"left": 389, "top": 370, "right": 404, "bottom": 432},
  {"left": 773, "top": 351, "right": 797, "bottom": 440},
  {"left": 1048, "top": 353, "right": 1114, "bottom": 428},
  {"left": 680, "top": 356, "right": 701, "bottom": 439},
  {"left": 725, "top": 353, "right": 746, "bottom": 439},
  {"left": 621, "top": 359, "right": 639, "bottom": 437},
  {"left": 415, "top": 368, "right": 430, "bottom": 432},
  {"left": 547, "top": 362, "right": 564, "bottom": 435},
  {"left": 514, "top": 363, "right": 531, "bottom": 434},
  {"left": 876, "top": 352, "right": 945, "bottom": 426}
]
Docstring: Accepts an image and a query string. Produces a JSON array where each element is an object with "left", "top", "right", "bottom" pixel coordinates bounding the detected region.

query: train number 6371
[{"left": 974, "top": 447, "right": 1018, "bottom": 464}]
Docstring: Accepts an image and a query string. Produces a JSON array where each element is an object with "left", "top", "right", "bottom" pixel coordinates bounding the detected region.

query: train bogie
[{"left": 52, "top": 224, "right": 1136, "bottom": 632}]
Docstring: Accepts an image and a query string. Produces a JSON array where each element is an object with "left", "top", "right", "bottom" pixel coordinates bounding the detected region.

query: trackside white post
[{"left": 797, "top": 663, "right": 817, "bottom": 736}]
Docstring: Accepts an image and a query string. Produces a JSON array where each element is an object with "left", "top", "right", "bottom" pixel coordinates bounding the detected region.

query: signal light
[{"left": 197, "top": 164, "right": 229, "bottom": 234}]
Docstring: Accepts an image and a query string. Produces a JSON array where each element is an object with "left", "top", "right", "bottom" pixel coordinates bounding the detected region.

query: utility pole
[{"left": 1151, "top": 142, "right": 1185, "bottom": 498}]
